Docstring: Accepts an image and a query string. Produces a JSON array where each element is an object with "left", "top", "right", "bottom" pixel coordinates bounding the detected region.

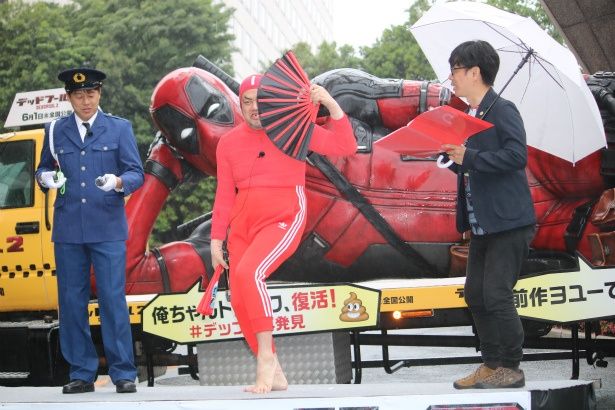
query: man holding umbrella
[{"left": 441, "top": 40, "right": 536, "bottom": 389}]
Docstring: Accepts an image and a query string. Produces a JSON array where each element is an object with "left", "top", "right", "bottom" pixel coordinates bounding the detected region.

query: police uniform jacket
[
  {"left": 36, "top": 110, "right": 144, "bottom": 243},
  {"left": 450, "top": 88, "right": 536, "bottom": 234}
]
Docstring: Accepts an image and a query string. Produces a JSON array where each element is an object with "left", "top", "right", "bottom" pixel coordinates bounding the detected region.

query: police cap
[{"left": 58, "top": 67, "right": 106, "bottom": 93}]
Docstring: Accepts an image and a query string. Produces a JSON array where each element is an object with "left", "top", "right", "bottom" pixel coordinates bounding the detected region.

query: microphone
[
  {"left": 258, "top": 151, "right": 265, "bottom": 158},
  {"left": 86, "top": 131, "right": 93, "bottom": 138}
]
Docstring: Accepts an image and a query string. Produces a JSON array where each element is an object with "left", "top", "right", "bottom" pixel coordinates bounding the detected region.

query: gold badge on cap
[{"left": 73, "top": 72, "right": 86, "bottom": 83}]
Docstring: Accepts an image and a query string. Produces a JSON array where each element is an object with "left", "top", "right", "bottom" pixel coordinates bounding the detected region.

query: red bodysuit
[{"left": 212, "top": 117, "right": 356, "bottom": 353}]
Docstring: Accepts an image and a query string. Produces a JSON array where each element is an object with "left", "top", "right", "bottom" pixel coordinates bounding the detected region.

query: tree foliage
[
  {"left": 71, "top": 0, "right": 235, "bottom": 144},
  {"left": 0, "top": 0, "right": 235, "bottom": 246},
  {"left": 279, "top": 41, "right": 362, "bottom": 79},
  {"left": 290, "top": 0, "right": 561, "bottom": 81},
  {"left": 0, "top": 0, "right": 565, "bottom": 247},
  {"left": 485, "top": 0, "right": 563, "bottom": 43},
  {"left": 0, "top": 1, "right": 91, "bottom": 128},
  {"left": 361, "top": 0, "right": 435, "bottom": 80},
  {"left": 361, "top": 24, "right": 434, "bottom": 80},
  {"left": 68, "top": 0, "right": 236, "bottom": 245},
  {"left": 153, "top": 174, "right": 217, "bottom": 245}
]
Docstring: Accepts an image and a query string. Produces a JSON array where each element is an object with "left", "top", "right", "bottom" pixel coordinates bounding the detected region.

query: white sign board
[{"left": 4, "top": 88, "right": 73, "bottom": 128}]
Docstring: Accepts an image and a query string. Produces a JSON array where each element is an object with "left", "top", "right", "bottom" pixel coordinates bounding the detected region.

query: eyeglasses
[{"left": 450, "top": 66, "right": 468, "bottom": 75}]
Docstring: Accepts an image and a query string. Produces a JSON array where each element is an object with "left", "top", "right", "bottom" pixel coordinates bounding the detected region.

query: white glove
[
  {"left": 39, "top": 170, "right": 66, "bottom": 189},
  {"left": 95, "top": 174, "right": 118, "bottom": 192}
]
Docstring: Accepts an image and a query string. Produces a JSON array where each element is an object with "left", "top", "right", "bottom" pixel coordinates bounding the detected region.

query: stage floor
[{"left": 0, "top": 380, "right": 596, "bottom": 410}]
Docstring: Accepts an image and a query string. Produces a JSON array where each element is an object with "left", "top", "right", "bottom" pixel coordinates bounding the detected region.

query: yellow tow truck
[{"left": 0, "top": 127, "right": 66, "bottom": 385}]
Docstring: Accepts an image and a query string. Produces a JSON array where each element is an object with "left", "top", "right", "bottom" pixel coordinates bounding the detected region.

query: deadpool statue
[{"left": 119, "top": 58, "right": 610, "bottom": 295}]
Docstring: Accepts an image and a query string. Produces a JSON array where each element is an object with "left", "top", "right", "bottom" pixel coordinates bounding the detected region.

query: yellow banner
[
  {"left": 380, "top": 284, "right": 466, "bottom": 312},
  {"left": 378, "top": 256, "right": 615, "bottom": 323},
  {"left": 88, "top": 299, "right": 147, "bottom": 325},
  {"left": 141, "top": 282, "right": 380, "bottom": 344},
  {"left": 94, "top": 256, "right": 615, "bottom": 331},
  {"left": 516, "top": 257, "right": 615, "bottom": 323}
]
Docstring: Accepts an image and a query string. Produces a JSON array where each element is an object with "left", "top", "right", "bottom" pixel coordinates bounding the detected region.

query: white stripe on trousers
[{"left": 253, "top": 185, "right": 306, "bottom": 317}]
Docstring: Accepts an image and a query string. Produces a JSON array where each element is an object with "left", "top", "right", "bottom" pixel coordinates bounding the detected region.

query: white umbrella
[{"left": 410, "top": 1, "right": 605, "bottom": 164}]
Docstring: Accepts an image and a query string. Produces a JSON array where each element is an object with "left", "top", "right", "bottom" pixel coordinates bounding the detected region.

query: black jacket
[{"left": 451, "top": 88, "right": 536, "bottom": 234}]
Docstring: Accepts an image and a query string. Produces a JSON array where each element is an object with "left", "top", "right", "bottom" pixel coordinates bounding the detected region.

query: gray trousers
[{"left": 465, "top": 224, "right": 535, "bottom": 369}]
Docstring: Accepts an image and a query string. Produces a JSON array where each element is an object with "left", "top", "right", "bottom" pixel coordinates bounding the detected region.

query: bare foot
[
  {"left": 244, "top": 352, "right": 276, "bottom": 394},
  {"left": 271, "top": 356, "right": 288, "bottom": 391}
]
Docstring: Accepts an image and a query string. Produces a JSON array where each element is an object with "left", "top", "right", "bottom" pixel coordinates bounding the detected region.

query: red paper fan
[
  {"left": 257, "top": 50, "right": 319, "bottom": 161},
  {"left": 196, "top": 265, "right": 224, "bottom": 316}
]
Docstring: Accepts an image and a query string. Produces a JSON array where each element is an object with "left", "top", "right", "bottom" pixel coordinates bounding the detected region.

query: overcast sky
[{"left": 332, "top": 0, "right": 413, "bottom": 49}]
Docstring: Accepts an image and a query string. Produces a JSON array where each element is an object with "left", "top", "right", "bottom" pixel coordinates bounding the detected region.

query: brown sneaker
[
  {"left": 453, "top": 364, "right": 496, "bottom": 389},
  {"left": 475, "top": 367, "right": 525, "bottom": 389}
]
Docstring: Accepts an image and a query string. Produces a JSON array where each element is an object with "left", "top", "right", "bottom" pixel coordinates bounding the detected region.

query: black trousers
[{"left": 465, "top": 224, "right": 535, "bottom": 369}]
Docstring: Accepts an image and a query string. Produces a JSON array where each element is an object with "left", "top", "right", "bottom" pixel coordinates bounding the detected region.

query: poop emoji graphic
[{"left": 339, "top": 292, "right": 369, "bottom": 322}]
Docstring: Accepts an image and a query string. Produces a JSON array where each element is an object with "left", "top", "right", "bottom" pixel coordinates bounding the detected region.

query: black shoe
[
  {"left": 62, "top": 379, "right": 95, "bottom": 394},
  {"left": 115, "top": 379, "right": 137, "bottom": 393}
]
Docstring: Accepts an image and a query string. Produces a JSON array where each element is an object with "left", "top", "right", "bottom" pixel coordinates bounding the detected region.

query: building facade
[
  {"left": 21, "top": 0, "right": 334, "bottom": 80},
  {"left": 222, "top": 0, "right": 334, "bottom": 79}
]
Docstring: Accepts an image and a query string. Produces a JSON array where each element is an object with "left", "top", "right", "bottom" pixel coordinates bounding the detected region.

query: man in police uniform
[{"left": 36, "top": 67, "right": 144, "bottom": 394}]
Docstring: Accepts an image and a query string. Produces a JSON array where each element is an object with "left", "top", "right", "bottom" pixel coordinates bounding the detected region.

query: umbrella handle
[{"left": 436, "top": 154, "right": 454, "bottom": 168}]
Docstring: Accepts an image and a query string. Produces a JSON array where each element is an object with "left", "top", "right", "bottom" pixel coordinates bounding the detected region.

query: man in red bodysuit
[{"left": 210, "top": 74, "right": 357, "bottom": 393}]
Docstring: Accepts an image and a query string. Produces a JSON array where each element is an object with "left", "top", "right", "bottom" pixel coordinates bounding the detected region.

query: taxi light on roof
[{"left": 0, "top": 132, "right": 17, "bottom": 140}]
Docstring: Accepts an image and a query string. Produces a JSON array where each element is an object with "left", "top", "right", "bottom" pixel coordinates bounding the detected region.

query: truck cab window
[{"left": 0, "top": 140, "right": 34, "bottom": 209}]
